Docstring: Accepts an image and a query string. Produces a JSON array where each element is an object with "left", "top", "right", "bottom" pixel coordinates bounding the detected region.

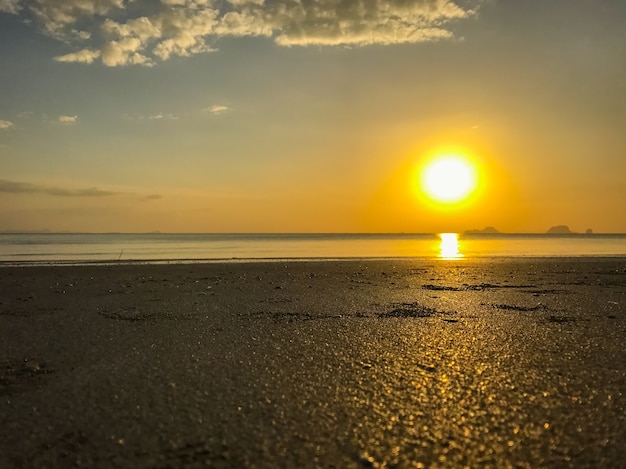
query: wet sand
[{"left": 1, "top": 258, "right": 625, "bottom": 468}]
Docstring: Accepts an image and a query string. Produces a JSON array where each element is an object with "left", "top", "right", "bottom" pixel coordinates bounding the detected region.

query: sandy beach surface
[{"left": 1, "top": 258, "right": 625, "bottom": 468}]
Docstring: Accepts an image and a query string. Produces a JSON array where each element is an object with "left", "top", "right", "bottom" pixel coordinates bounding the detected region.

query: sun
[{"left": 419, "top": 154, "right": 478, "bottom": 205}]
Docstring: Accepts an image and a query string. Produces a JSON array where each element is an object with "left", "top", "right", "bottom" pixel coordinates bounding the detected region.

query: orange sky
[{"left": 1, "top": 1, "right": 625, "bottom": 233}]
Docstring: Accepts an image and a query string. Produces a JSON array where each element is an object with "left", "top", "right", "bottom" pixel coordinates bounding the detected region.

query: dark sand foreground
[{"left": 1, "top": 258, "right": 625, "bottom": 468}]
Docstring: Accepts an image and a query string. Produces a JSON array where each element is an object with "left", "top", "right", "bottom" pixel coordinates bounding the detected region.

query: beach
[{"left": 1, "top": 258, "right": 625, "bottom": 468}]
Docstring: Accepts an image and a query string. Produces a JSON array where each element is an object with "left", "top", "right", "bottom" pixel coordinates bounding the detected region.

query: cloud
[
  {"left": 55, "top": 48, "right": 100, "bottom": 64},
  {"left": 205, "top": 105, "right": 229, "bottom": 114},
  {"left": 250, "top": 0, "right": 471, "bottom": 47},
  {"left": 0, "top": 120, "right": 14, "bottom": 129},
  {"left": 4, "top": 0, "right": 478, "bottom": 66},
  {"left": 101, "top": 37, "right": 152, "bottom": 66},
  {"left": 58, "top": 114, "right": 78, "bottom": 124},
  {"left": 122, "top": 112, "right": 180, "bottom": 121},
  {"left": 0, "top": 179, "right": 163, "bottom": 200},
  {"left": 148, "top": 113, "right": 180, "bottom": 120},
  {"left": 0, "top": 0, "right": 21, "bottom": 14},
  {"left": 28, "top": 0, "right": 124, "bottom": 39},
  {"left": 0, "top": 179, "right": 117, "bottom": 197}
]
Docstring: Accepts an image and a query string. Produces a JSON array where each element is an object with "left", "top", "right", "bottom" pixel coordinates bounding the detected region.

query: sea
[{"left": 1, "top": 232, "right": 625, "bottom": 265}]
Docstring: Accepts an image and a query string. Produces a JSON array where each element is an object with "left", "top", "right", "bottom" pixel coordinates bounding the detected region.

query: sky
[{"left": 0, "top": 0, "right": 625, "bottom": 233}]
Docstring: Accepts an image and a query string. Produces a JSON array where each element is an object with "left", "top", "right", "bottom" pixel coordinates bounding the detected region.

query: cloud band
[
  {"left": 1, "top": 0, "right": 478, "bottom": 66},
  {"left": 0, "top": 179, "right": 161, "bottom": 200}
]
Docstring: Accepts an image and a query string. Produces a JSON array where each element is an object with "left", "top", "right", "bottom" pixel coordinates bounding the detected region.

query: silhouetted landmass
[
  {"left": 465, "top": 226, "right": 500, "bottom": 234},
  {"left": 585, "top": 228, "right": 593, "bottom": 234},
  {"left": 547, "top": 225, "right": 573, "bottom": 234}
]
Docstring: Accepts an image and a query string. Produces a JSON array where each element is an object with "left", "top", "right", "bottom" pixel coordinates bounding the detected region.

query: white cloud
[
  {"left": 5, "top": 0, "right": 479, "bottom": 66},
  {"left": 0, "top": 120, "right": 14, "bottom": 129},
  {"left": 55, "top": 48, "right": 100, "bottom": 64},
  {"left": 122, "top": 113, "right": 179, "bottom": 121},
  {"left": 148, "top": 113, "right": 180, "bottom": 120},
  {"left": 73, "top": 29, "right": 91, "bottom": 40},
  {"left": 267, "top": 0, "right": 471, "bottom": 47},
  {"left": 58, "top": 115, "right": 78, "bottom": 124},
  {"left": 151, "top": 7, "right": 219, "bottom": 60},
  {"left": 29, "top": 0, "right": 125, "bottom": 38},
  {"left": 0, "top": 0, "right": 21, "bottom": 14},
  {"left": 101, "top": 37, "right": 151, "bottom": 66},
  {"left": 205, "top": 105, "right": 229, "bottom": 114},
  {"left": 101, "top": 16, "right": 162, "bottom": 43}
]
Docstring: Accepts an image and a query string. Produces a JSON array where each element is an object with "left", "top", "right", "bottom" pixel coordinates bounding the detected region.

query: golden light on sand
[
  {"left": 439, "top": 233, "right": 463, "bottom": 259},
  {"left": 419, "top": 154, "right": 478, "bottom": 205}
]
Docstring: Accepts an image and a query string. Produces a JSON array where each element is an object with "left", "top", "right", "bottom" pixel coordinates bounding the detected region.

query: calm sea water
[{"left": 1, "top": 233, "right": 625, "bottom": 264}]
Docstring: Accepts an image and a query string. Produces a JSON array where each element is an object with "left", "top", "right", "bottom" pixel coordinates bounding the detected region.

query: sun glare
[
  {"left": 439, "top": 233, "right": 464, "bottom": 259},
  {"left": 419, "top": 154, "right": 478, "bottom": 205}
]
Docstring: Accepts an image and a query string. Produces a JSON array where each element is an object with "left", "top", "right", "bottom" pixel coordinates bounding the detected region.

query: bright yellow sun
[{"left": 420, "top": 154, "right": 478, "bottom": 205}]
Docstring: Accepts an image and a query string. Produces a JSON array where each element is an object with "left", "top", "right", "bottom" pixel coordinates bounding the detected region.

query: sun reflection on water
[{"left": 439, "top": 233, "right": 464, "bottom": 260}]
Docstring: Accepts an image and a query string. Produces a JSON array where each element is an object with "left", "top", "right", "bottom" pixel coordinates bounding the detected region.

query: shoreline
[
  {"left": 3, "top": 233, "right": 626, "bottom": 265},
  {"left": 2, "top": 258, "right": 625, "bottom": 467},
  {"left": 2, "top": 254, "right": 626, "bottom": 268}
]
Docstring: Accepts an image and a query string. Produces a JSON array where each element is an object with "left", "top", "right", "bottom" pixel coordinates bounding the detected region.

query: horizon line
[{"left": 1, "top": 231, "right": 625, "bottom": 236}]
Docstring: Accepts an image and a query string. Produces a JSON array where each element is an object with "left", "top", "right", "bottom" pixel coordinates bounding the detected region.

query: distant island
[
  {"left": 546, "top": 225, "right": 574, "bottom": 234},
  {"left": 464, "top": 226, "right": 501, "bottom": 234},
  {"left": 545, "top": 226, "right": 595, "bottom": 234},
  {"left": 463, "top": 226, "right": 597, "bottom": 235}
]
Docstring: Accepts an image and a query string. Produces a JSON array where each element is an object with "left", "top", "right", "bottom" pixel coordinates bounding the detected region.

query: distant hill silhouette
[
  {"left": 464, "top": 226, "right": 500, "bottom": 234},
  {"left": 546, "top": 225, "right": 573, "bottom": 234}
]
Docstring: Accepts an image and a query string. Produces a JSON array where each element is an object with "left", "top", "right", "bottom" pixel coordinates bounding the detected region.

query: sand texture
[{"left": 1, "top": 259, "right": 625, "bottom": 468}]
